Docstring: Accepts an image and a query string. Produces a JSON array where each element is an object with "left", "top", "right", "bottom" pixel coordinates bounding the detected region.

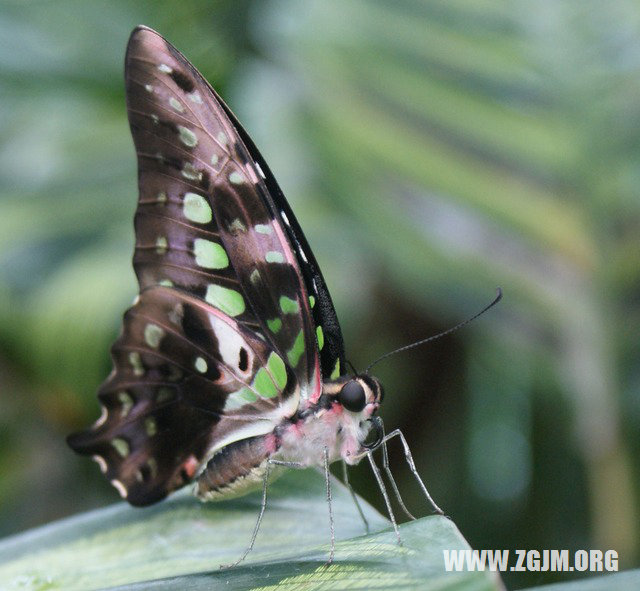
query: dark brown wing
[
  {"left": 125, "top": 26, "right": 321, "bottom": 392},
  {"left": 68, "top": 287, "right": 295, "bottom": 505}
]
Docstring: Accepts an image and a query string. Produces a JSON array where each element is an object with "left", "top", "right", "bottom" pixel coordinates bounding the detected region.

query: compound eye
[{"left": 338, "top": 380, "right": 366, "bottom": 412}]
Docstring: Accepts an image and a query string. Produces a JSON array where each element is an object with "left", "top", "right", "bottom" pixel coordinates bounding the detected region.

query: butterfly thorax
[{"left": 276, "top": 374, "right": 383, "bottom": 467}]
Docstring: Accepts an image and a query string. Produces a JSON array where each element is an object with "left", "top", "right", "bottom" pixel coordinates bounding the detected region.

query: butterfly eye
[{"left": 338, "top": 380, "right": 367, "bottom": 412}]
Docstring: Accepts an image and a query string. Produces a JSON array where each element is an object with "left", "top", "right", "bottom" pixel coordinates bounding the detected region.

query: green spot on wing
[
  {"left": 144, "top": 323, "right": 165, "bottom": 349},
  {"left": 129, "top": 352, "right": 144, "bottom": 376},
  {"left": 253, "top": 368, "right": 278, "bottom": 398},
  {"left": 193, "top": 239, "right": 229, "bottom": 269},
  {"left": 239, "top": 387, "right": 258, "bottom": 402},
  {"left": 178, "top": 125, "right": 198, "bottom": 147},
  {"left": 279, "top": 296, "right": 299, "bottom": 315},
  {"left": 183, "top": 193, "right": 212, "bottom": 223},
  {"left": 111, "top": 438, "right": 130, "bottom": 458},
  {"left": 287, "top": 330, "right": 305, "bottom": 368},
  {"left": 309, "top": 295, "right": 316, "bottom": 308},
  {"left": 117, "top": 391, "right": 133, "bottom": 417},
  {"left": 155, "top": 236, "right": 168, "bottom": 254},
  {"left": 144, "top": 417, "right": 157, "bottom": 437},
  {"left": 229, "top": 171, "right": 244, "bottom": 185},
  {"left": 228, "top": 218, "right": 247, "bottom": 234},
  {"left": 266, "top": 251, "right": 284, "bottom": 264},
  {"left": 181, "top": 162, "right": 202, "bottom": 181},
  {"left": 169, "top": 97, "right": 184, "bottom": 112},
  {"left": 267, "top": 318, "right": 282, "bottom": 334},
  {"left": 226, "top": 387, "right": 258, "bottom": 409},
  {"left": 316, "top": 326, "right": 324, "bottom": 351},
  {"left": 255, "top": 224, "right": 272, "bottom": 234},
  {"left": 330, "top": 359, "right": 341, "bottom": 379},
  {"left": 205, "top": 285, "right": 245, "bottom": 317},
  {"left": 268, "top": 353, "right": 287, "bottom": 389}
]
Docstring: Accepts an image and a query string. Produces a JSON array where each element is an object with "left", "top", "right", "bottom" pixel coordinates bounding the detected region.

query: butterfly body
[
  {"left": 67, "top": 26, "right": 384, "bottom": 510},
  {"left": 195, "top": 374, "right": 381, "bottom": 501}
]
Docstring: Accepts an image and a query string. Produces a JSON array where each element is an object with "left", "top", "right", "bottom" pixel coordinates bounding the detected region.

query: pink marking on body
[
  {"left": 287, "top": 421, "right": 303, "bottom": 437},
  {"left": 264, "top": 432, "right": 279, "bottom": 454},
  {"left": 182, "top": 455, "right": 199, "bottom": 479}
]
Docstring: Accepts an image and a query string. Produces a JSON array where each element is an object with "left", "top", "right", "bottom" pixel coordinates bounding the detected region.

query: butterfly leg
[
  {"left": 323, "top": 447, "right": 336, "bottom": 563},
  {"left": 377, "top": 419, "right": 417, "bottom": 521},
  {"left": 378, "top": 429, "right": 444, "bottom": 516},
  {"left": 219, "top": 460, "right": 276, "bottom": 569},
  {"left": 341, "top": 460, "right": 370, "bottom": 533},
  {"left": 270, "top": 453, "right": 335, "bottom": 564},
  {"left": 366, "top": 451, "right": 402, "bottom": 544},
  {"left": 220, "top": 457, "right": 310, "bottom": 569}
]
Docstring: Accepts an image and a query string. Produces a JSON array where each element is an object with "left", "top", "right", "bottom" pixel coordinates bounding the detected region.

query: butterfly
[{"left": 67, "top": 25, "right": 443, "bottom": 566}]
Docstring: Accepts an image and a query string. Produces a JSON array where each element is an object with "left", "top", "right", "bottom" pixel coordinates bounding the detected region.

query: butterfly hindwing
[{"left": 67, "top": 287, "right": 296, "bottom": 505}]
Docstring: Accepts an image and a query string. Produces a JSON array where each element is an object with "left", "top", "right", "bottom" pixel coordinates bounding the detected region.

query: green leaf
[{"left": 0, "top": 470, "right": 499, "bottom": 590}]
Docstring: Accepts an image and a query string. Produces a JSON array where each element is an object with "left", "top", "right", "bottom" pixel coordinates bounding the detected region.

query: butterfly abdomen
[{"left": 196, "top": 433, "right": 281, "bottom": 501}]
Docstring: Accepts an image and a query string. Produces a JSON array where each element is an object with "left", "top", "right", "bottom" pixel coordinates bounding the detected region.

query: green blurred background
[{"left": 1, "top": 0, "right": 639, "bottom": 587}]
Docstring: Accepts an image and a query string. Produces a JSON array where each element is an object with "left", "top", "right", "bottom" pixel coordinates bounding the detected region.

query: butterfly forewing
[{"left": 125, "top": 27, "right": 319, "bottom": 391}]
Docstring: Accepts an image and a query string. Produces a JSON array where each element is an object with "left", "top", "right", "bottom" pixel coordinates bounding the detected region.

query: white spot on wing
[
  {"left": 229, "top": 171, "right": 244, "bottom": 185},
  {"left": 255, "top": 161, "right": 266, "bottom": 179},
  {"left": 194, "top": 356, "right": 208, "bottom": 373},
  {"left": 111, "top": 479, "right": 128, "bottom": 498},
  {"left": 170, "top": 97, "right": 185, "bottom": 113},
  {"left": 158, "top": 63, "right": 173, "bottom": 73},
  {"left": 92, "top": 455, "right": 108, "bottom": 473},
  {"left": 206, "top": 313, "right": 252, "bottom": 374},
  {"left": 92, "top": 406, "right": 108, "bottom": 429},
  {"left": 188, "top": 91, "right": 203, "bottom": 104}
]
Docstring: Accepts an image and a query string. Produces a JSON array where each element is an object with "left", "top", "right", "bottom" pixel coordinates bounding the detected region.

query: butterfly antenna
[
  {"left": 365, "top": 288, "right": 502, "bottom": 373},
  {"left": 345, "top": 359, "right": 359, "bottom": 374}
]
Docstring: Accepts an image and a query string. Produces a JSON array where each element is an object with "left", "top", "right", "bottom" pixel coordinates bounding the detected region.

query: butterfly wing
[
  {"left": 68, "top": 26, "right": 340, "bottom": 504},
  {"left": 209, "top": 84, "right": 347, "bottom": 383},
  {"left": 125, "top": 26, "right": 320, "bottom": 392},
  {"left": 68, "top": 287, "right": 294, "bottom": 505}
]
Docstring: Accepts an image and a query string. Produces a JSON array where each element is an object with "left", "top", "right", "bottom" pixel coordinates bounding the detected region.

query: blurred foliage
[{"left": 0, "top": 0, "right": 639, "bottom": 588}]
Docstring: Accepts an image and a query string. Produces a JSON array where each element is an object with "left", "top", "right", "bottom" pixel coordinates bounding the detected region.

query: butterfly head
[
  {"left": 317, "top": 373, "right": 384, "bottom": 455},
  {"left": 334, "top": 374, "right": 384, "bottom": 415}
]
